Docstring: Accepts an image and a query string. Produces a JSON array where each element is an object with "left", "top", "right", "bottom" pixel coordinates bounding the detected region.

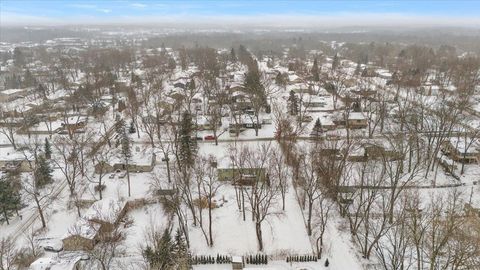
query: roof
[
  {"left": 30, "top": 255, "right": 85, "bottom": 270},
  {"left": 64, "top": 218, "right": 101, "bottom": 240},
  {"left": 0, "top": 147, "right": 34, "bottom": 161},
  {"left": 348, "top": 112, "right": 366, "bottom": 120},
  {"left": 1, "top": 88, "right": 26, "bottom": 95},
  {"left": 84, "top": 197, "right": 126, "bottom": 224},
  {"left": 446, "top": 137, "right": 480, "bottom": 154}
]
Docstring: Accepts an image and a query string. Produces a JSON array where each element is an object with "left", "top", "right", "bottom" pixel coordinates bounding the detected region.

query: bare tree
[
  {"left": 0, "top": 237, "right": 18, "bottom": 270},
  {"left": 23, "top": 174, "right": 54, "bottom": 228},
  {"left": 270, "top": 147, "right": 289, "bottom": 211},
  {"left": 313, "top": 195, "right": 334, "bottom": 259},
  {"left": 86, "top": 227, "right": 125, "bottom": 270}
]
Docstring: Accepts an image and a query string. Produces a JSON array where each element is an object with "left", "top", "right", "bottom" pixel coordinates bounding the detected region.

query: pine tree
[
  {"left": 35, "top": 155, "right": 53, "bottom": 188},
  {"left": 144, "top": 229, "right": 176, "bottom": 269},
  {"left": 0, "top": 174, "right": 21, "bottom": 225},
  {"left": 129, "top": 120, "right": 136, "bottom": 134},
  {"left": 230, "top": 48, "right": 237, "bottom": 62},
  {"left": 13, "top": 47, "right": 25, "bottom": 67},
  {"left": 332, "top": 53, "right": 339, "bottom": 70},
  {"left": 325, "top": 258, "right": 330, "bottom": 267},
  {"left": 174, "top": 229, "right": 190, "bottom": 269},
  {"left": 287, "top": 90, "right": 299, "bottom": 116},
  {"left": 44, "top": 138, "right": 51, "bottom": 159},
  {"left": 312, "top": 118, "right": 323, "bottom": 138},
  {"left": 178, "top": 111, "right": 197, "bottom": 169},
  {"left": 312, "top": 58, "right": 320, "bottom": 81}
]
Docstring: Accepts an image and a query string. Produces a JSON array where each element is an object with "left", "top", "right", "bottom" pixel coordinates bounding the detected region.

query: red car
[{"left": 204, "top": 135, "right": 216, "bottom": 141}]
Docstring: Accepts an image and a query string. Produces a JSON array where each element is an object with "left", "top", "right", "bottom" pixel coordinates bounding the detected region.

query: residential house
[
  {"left": 217, "top": 168, "right": 268, "bottom": 186},
  {"left": 441, "top": 137, "right": 480, "bottom": 164},
  {"left": 63, "top": 198, "right": 128, "bottom": 251},
  {"left": 0, "top": 88, "right": 28, "bottom": 102},
  {"left": 0, "top": 147, "right": 34, "bottom": 172}
]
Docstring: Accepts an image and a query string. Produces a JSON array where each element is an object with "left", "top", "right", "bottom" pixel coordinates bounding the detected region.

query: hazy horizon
[{"left": 1, "top": 0, "right": 480, "bottom": 28}]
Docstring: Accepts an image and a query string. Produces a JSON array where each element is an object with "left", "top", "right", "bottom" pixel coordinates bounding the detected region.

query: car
[
  {"left": 195, "top": 136, "right": 203, "bottom": 141},
  {"left": 161, "top": 157, "right": 170, "bottom": 162},
  {"left": 109, "top": 174, "right": 115, "bottom": 179},
  {"left": 44, "top": 245, "right": 63, "bottom": 252},
  {"left": 118, "top": 172, "right": 127, "bottom": 179},
  {"left": 41, "top": 240, "right": 63, "bottom": 253},
  {"left": 204, "top": 135, "right": 216, "bottom": 141}
]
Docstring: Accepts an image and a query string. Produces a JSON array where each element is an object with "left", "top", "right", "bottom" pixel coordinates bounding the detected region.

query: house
[
  {"left": 217, "top": 168, "right": 267, "bottom": 186},
  {"left": 29, "top": 255, "right": 87, "bottom": 270},
  {"left": 441, "top": 137, "right": 480, "bottom": 164},
  {"left": 62, "top": 218, "right": 101, "bottom": 251},
  {"left": 0, "top": 88, "right": 28, "bottom": 102},
  {"left": 347, "top": 112, "right": 368, "bottom": 129},
  {"left": 0, "top": 147, "right": 34, "bottom": 172},
  {"left": 94, "top": 151, "right": 156, "bottom": 174},
  {"left": 363, "top": 139, "right": 403, "bottom": 161},
  {"left": 63, "top": 198, "right": 128, "bottom": 251},
  {"left": 376, "top": 69, "right": 393, "bottom": 80}
]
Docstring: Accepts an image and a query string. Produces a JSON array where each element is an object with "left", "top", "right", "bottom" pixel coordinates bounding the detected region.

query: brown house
[
  {"left": 63, "top": 198, "right": 128, "bottom": 251},
  {"left": 441, "top": 137, "right": 480, "bottom": 164}
]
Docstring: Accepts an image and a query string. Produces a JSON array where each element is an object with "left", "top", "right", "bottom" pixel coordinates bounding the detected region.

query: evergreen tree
[
  {"left": 44, "top": 138, "right": 51, "bottom": 159},
  {"left": 230, "top": 48, "right": 237, "bottom": 62},
  {"left": 168, "top": 57, "right": 177, "bottom": 70},
  {"left": 352, "top": 101, "right": 362, "bottom": 112},
  {"left": 312, "top": 118, "right": 323, "bottom": 138},
  {"left": 173, "top": 229, "right": 190, "bottom": 269},
  {"left": 115, "top": 118, "right": 126, "bottom": 141},
  {"left": 13, "top": 47, "right": 25, "bottom": 67},
  {"left": 23, "top": 69, "right": 36, "bottom": 88},
  {"left": 0, "top": 174, "right": 21, "bottom": 225},
  {"left": 312, "top": 58, "right": 320, "bottom": 81},
  {"left": 36, "top": 84, "right": 47, "bottom": 99},
  {"left": 143, "top": 229, "right": 175, "bottom": 269},
  {"left": 325, "top": 258, "right": 330, "bottom": 267},
  {"left": 332, "top": 53, "right": 339, "bottom": 70},
  {"left": 129, "top": 120, "right": 136, "bottom": 134},
  {"left": 34, "top": 155, "right": 53, "bottom": 188},
  {"left": 119, "top": 123, "right": 132, "bottom": 197},
  {"left": 178, "top": 111, "right": 197, "bottom": 169},
  {"left": 287, "top": 90, "right": 299, "bottom": 116}
]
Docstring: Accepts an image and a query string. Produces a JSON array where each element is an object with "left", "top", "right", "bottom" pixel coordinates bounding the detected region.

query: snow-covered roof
[
  {"left": 29, "top": 255, "right": 84, "bottom": 270},
  {"left": 1, "top": 88, "right": 26, "bottom": 95},
  {"left": 64, "top": 218, "right": 101, "bottom": 240},
  {"left": 84, "top": 197, "right": 126, "bottom": 224},
  {"left": 0, "top": 146, "right": 33, "bottom": 161},
  {"left": 447, "top": 137, "right": 480, "bottom": 154},
  {"left": 348, "top": 112, "right": 366, "bottom": 120}
]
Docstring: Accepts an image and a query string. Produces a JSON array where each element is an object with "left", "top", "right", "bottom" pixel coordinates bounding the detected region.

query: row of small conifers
[
  {"left": 191, "top": 254, "right": 324, "bottom": 265},
  {"left": 190, "top": 254, "right": 269, "bottom": 265},
  {"left": 190, "top": 254, "right": 231, "bottom": 265}
]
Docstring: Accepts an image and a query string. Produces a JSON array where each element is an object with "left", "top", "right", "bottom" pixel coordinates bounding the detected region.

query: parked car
[
  {"left": 204, "top": 135, "right": 216, "bottom": 141},
  {"left": 44, "top": 244, "right": 63, "bottom": 252},
  {"left": 109, "top": 173, "right": 115, "bottom": 179},
  {"left": 119, "top": 172, "right": 127, "bottom": 179},
  {"left": 39, "top": 239, "right": 63, "bottom": 253}
]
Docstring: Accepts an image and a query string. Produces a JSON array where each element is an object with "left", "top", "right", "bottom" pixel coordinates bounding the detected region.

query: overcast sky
[{"left": 1, "top": 0, "right": 479, "bottom": 27}]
